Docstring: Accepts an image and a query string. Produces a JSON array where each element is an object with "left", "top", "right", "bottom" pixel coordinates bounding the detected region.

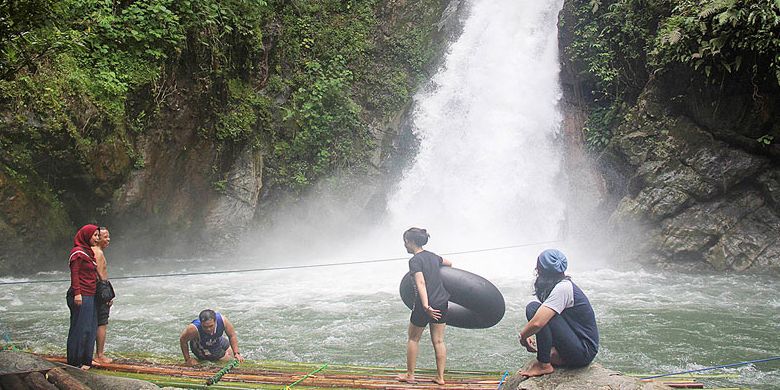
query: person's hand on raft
[
  {"left": 185, "top": 357, "right": 198, "bottom": 367},
  {"left": 424, "top": 305, "right": 441, "bottom": 320}
]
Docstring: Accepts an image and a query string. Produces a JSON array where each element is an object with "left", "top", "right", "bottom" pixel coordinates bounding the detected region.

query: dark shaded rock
[
  {"left": 0, "top": 372, "right": 29, "bottom": 389},
  {"left": 659, "top": 190, "right": 765, "bottom": 259},
  {"left": 757, "top": 168, "right": 780, "bottom": 212},
  {"left": 23, "top": 371, "right": 58, "bottom": 390},
  {"left": 705, "top": 207, "right": 780, "bottom": 271},
  {"left": 684, "top": 145, "right": 768, "bottom": 196},
  {"left": 204, "top": 148, "right": 264, "bottom": 232},
  {"left": 610, "top": 186, "right": 691, "bottom": 224},
  {"left": 0, "top": 352, "right": 157, "bottom": 390},
  {"left": 504, "top": 362, "right": 671, "bottom": 390},
  {"left": 0, "top": 351, "right": 55, "bottom": 375},
  {"left": 558, "top": 0, "right": 780, "bottom": 273},
  {"left": 46, "top": 367, "right": 90, "bottom": 390},
  {"left": 59, "top": 364, "right": 158, "bottom": 390}
]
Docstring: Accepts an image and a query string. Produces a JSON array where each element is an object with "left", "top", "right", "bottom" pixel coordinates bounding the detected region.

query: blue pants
[
  {"left": 526, "top": 301, "right": 594, "bottom": 367},
  {"left": 67, "top": 291, "right": 97, "bottom": 367}
]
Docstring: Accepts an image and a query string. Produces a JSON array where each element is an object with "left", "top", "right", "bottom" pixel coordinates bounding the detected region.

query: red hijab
[{"left": 71, "top": 224, "right": 98, "bottom": 259}]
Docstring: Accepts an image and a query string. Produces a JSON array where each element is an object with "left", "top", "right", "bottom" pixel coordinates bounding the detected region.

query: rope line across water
[
  {"left": 0, "top": 240, "right": 561, "bottom": 286},
  {"left": 640, "top": 356, "right": 780, "bottom": 380}
]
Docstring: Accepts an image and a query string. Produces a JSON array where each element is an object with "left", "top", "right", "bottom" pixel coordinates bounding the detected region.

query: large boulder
[
  {"left": 504, "top": 362, "right": 671, "bottom": 390},
  {"left": 0, "top": 351, "right": 157, "bottom": 390},
  {"left": 597, "top": 84, "right": 780, "bottom": 273}
]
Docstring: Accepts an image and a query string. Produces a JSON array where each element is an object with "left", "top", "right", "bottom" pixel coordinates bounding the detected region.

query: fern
[{"left": 698, "top": 0, "right": 736, "bottom": 19}]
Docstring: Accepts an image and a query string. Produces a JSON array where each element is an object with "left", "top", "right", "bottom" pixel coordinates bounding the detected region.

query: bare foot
[
  {"left": 93, "top": 356, "right": 113, "bottom": 365},
  {"left": 396, "top": 373, "right": 417, "bottom": 383},
  {"left": 520, "top": 360, "right": 554, "bottom": 377},
  {"left": 79, "top": 365, "right": 91, "bottom": 371},
  {"left": 433, "top": 377, "right": 446, "bottom": 385}
]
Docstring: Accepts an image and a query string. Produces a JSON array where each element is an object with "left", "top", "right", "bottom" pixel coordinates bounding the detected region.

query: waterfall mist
[
  {"left": 384, "top": 0, "right": 567, "bottom": 251},
  {"left": 238, "top": 0, "right": 573, "bottom": 280}
]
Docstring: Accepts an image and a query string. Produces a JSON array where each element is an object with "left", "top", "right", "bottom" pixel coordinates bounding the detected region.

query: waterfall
[{"left": 385, "top": 0, "right": 567, "bottom": 251}]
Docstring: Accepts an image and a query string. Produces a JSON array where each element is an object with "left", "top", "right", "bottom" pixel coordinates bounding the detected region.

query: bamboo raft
[{"left": 42, "top": 356, "right": 503, "bottom": 389}]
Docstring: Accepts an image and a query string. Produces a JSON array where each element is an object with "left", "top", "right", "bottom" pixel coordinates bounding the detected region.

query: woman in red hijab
[{"left": 66, "top": 224, "right": 100, "bottom": 369}]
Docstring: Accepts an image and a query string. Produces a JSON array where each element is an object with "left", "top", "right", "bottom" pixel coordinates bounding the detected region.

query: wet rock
[
  {"left": 0, "top": 351, "right": 55, "bottom": 375},
  {"left": 0, "top": 351, "right": 157, "bottom": 390},
  {"left": 504, "top": 362, "right": 671, "bottom": 390},
  {"left": 705, "top": 207, "right": 780, "bottom": 271},
  {"left": 683, "top": 145, "right": 767, "bottom": 196},
  {"left": 59, "top": 364, "right": 158, "bottom": 390},
  {"left": 204, "top": 148, "right": 264, "bottom": 231},
  {"left": 757, "top": 168, "right": 780, "bottom": 212},
  {"left": 659, "top": 190, "right": 764, "bottom": 259}
]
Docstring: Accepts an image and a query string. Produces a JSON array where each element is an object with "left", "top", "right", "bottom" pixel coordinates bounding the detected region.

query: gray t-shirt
[{"left": 541, "top": 279, "right": 575, "bottom": 314}]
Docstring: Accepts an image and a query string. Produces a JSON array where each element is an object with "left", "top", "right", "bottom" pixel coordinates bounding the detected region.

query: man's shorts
[
  {"left": 189, "top": 337, "right": 229, "bottom": 361},
  {"left": 410, "top": 302, "right": 448, "bottom": 327},
  {"left": 97, "top": 301, "right": 111, "bottom": 326}
]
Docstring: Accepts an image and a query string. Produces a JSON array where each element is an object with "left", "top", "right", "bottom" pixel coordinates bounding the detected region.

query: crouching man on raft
[{"left": 180, "top": 309, "right": 244, "bottom": 366}]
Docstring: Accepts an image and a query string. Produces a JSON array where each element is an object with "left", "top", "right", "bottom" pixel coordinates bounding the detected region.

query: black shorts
[
  {"left": 97, "top": 300, "right": 111, "bottom": 326},
  {"left": 410, "top": 302, "right": 448, "bottom": 327}
]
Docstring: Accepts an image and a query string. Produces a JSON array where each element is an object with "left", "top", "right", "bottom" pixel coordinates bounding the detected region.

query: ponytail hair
[{"left": 403, "top": 227, "right": 430, "bottom": 247}]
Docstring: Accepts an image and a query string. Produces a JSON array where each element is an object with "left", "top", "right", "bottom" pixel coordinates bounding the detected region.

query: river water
[
  {"left": 1, "top": 254, "right": 779, "bottom": 389},
  {"left": 2, "top": 0, "right": 779, "bottom": 389}
]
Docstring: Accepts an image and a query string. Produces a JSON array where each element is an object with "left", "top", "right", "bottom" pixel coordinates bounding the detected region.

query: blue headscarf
[{"left": 537, "top": 249, "right": 568, "bottom": 273}]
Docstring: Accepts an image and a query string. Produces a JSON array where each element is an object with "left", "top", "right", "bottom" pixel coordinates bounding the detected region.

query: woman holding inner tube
[
  {"left": 397, "top": 228, "right": 452, "bottom": 385},
  {"left": 518, "top": 249, "right": 599, "bottom": 377}
]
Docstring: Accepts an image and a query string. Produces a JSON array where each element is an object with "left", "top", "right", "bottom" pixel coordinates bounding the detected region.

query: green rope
[
  {"left": 285, "top": 363, "right": 328, "bottom": 389},
  {"left": 206, "top": 359, "right": 240, "bottom": 386}
]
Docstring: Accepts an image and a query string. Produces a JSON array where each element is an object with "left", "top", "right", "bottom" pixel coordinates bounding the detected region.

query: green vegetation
[
  {"left": 565, "top": 0, "right": 780, "bottom": 151},
  {"left": 0, "top": 0, "right": 442, "bottom": 231},
  {"left": 654, "top": 0, "right": 780, "bottom": 86}
]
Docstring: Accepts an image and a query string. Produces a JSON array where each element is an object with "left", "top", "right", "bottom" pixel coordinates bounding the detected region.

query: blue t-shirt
[{"left": 192, "top": 313, "right": 225, "bottom": 349}]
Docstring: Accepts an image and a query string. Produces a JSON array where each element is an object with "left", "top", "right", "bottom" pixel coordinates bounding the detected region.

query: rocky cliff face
[
  {"left": 558, "top": 2, "right": 780, "bottom": 273},
  {"left": 0, "top": 0, "right": 467, "bottom": 273}
]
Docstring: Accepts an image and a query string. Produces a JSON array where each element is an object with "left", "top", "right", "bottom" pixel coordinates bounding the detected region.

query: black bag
[{"left": 96, "top": 280, "right": 115, "bottom": 302}]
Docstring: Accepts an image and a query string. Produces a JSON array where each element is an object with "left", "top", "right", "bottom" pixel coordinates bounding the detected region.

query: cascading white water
[{"left": 385, "top": 0, "right": 567, "bottom": 250}]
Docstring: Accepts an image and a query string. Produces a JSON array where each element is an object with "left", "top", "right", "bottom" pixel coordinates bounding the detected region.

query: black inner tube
[{"left": 399, "top": 267, "right": 505, "bottom": 329}]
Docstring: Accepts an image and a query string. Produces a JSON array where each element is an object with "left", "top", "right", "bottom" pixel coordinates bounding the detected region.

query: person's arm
[
  {"left": 441, "top": 258, "right": 453, "bottom": 267},
  {"left": 223, "top": 317, "right": 244, "bottom": 362},
  {"left": 519, "top": 282, "right": 572, "bottom": 350},
  {"left": 413, "top": 272, "right": 441, "bottom": 320},
  {"left": 179, "top": 325, "right": 199, "bottom": 366},
  {"left": 519, "top": 305, "right": 556, "bottom": 348},
  {"left": 69, "top": 256, "right": 82, "bottom": 306}
]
